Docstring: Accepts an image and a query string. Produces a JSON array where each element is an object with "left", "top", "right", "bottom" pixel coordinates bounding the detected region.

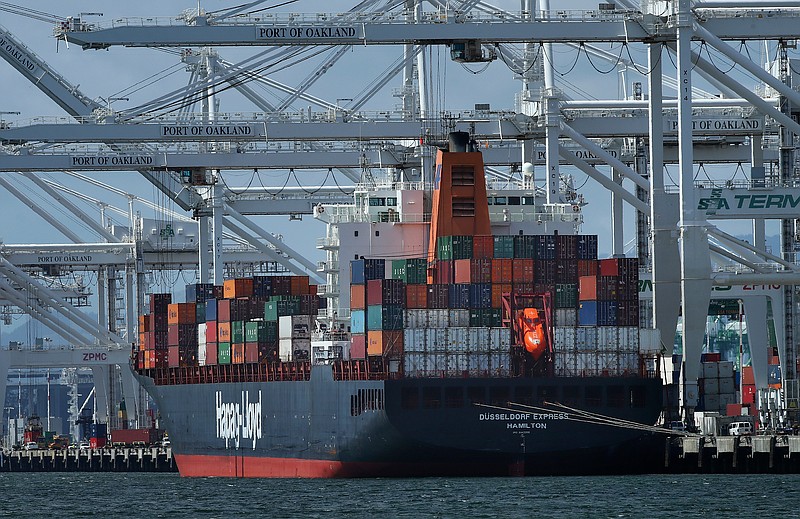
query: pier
[
  {"left": 1, "top": 447, "right": 177, "bottom": 472},
  {"left": 665, "top": 435, "right": 800, "bottom": 474}
]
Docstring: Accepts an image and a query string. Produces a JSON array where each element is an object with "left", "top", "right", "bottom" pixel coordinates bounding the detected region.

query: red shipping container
[
  {"left": 427, "top": 284, "right": 450, "bottom": 309},
  {"left": 433, "top": 260, "right": 454, "bottom": 284},
  {"left": 152, "top": 312, "right": 168, "bottom": 331},
  {"left": 245, "top": 342, "right": 259, "bottom": 363},
  {"left": 454, "top": 259, "right": 473, "bottom": 284},
  {"left": 579, "top": 276, "right": 597, "bottom": 301},
  {"left": 309, "top": 284, "right": 318, "bottom": 296},
  {"left": 599, "top": 258, "right": 620, "bottom": 277},
  {"left": 741, "top": 366, "right": 755, "bottom": 385},
  {"left": 139, "top": 314, "right": 151, "bottom": 332},
  {"left": 512, "top": 259, "right": 535, "bottom": 283},
  {"left": 232, "top": 343, "right": 245, "bottom": 364},
  {"left": 366, "top": 279, "right": 404, "bottom": 306},
  {"left": 217, "top": 299, "right": 231, "bottom": 322},
  {"left": 351, "top": 284, "right": 366, "bottom": 310},
  {"left": 512, "top": 282, "right": 534, "bottom": 296},
  {"left": 168, "top": 345, "right": 181, "bottom": 367},
  {"left": 90, "top": 437, "right": 107, "bottom": 449},
  {"left": 224, "top": 278, "right": 253, "bottom": 299},
  {"left": 742, "top": 384, "right": 756, "bottom": 404},
  {"left": 167, "top": 303, "right": 196, "bottom": 325},
  {"left": 367, "top": 330, "right": 403, "bottom": 357},
  {"left": 491, "top": 259, "right": 513, "bottom": 283},
  {"left": 577, "top": 260, "right": 598, "bottom": 277},
  {"left": 205, "top": 343, "right": 218, "bottom": 366},
  {"left": 492, "top": 284, "right": 512, "bottom": 308},
  {"left": 351, "top": 334, "right": 367, "bottom": 359},
  {"left": 405, "top": 284, "right": 428, "bottom": 309},
  {"left": 290, "top": 276, "right": 310, "bottom": 295},
  {"left": 473, "top": 235, "right": 494, "bottom": 259},
  {"left": 726, "top": 403, "right": 743, "bottom": 417},
  {"left": 206, "top": 321, "right": 218, "bottom": 343}
]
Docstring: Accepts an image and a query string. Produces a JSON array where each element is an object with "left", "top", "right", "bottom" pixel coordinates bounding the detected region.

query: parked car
[
  {"left": 78, "top": 441, "right": 91, "bottom": 450},
  {"left": 728, "top": 421, "right": 753, "bottom": 436},
  {"left": 24, "top": 441, "right": 38, "bottom": 450}
]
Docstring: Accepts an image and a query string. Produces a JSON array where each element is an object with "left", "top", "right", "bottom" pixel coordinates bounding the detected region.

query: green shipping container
[
  {"left": 231, "top": 321, "right": 246, "bottom": 344},
  {"left": 366, "top": 304, "right": 404, "bottom": 331},
  {"left": 218, "top": 342, "right": 232, "bottom": 364},
  {"left": 555, "top": 284, "right": 578, "bottom": 308},
  {"left": 195, "top": 302, "right": 206, "bottom": 323},
  {"left": 245, "top": 321, "right": 265, "bottom": 343},
  {"left": 451, "top": 235, "right": 473, "bottom": 260},
  {"left": 470, "top": 308, "right": 502, "bottom": 327},
  {"left": 392, "top": 258, "right": 427, "bottom": 284},
  {"left": 437, "top": 236, "right": 453, "bottom": 260},
  {"left": 493, "top": 236, "right": 514, "bottom": 258},
  {"left": 264, "top": 298, "right": 301, "bottom": 321}
]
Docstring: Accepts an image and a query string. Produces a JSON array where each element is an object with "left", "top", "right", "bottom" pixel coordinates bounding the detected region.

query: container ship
[{"left": 133, "top": 133, "right": 664, "bottom": 477}]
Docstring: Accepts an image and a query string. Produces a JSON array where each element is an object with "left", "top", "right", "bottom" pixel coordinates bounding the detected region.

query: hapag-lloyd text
[{"left": 215, "top": 390, "right": 262, "bottom": 450}]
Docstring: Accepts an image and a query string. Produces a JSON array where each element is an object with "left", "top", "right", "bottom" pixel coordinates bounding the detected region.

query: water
[{"left": 1, "top": 473, "right": 798, "bottom": 518}]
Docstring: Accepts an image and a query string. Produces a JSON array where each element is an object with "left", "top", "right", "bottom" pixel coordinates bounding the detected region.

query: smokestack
[{"left": 448, "top": 131, "right": 470, "bottom": 153}]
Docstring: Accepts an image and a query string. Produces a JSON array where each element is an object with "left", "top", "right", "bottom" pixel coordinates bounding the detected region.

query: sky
[{"left": 0, "top": 0, "right": 784, "bottom": 307}]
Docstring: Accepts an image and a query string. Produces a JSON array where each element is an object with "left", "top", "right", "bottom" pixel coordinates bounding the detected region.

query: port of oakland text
[
  {"left": 256, "top": 26, "right": 357, "bottom": 39},
  {"left": 71, "top": 155, "right": 153, "bottom": 167},
  {"left": 215, "top": 390, "right": 263, "bottom": 450},
  {"left": 478, "top": 412, "right": 568, "bottom": 430},
  {"left": 160, "top": 125, "right": 254, "bottom": 137}
]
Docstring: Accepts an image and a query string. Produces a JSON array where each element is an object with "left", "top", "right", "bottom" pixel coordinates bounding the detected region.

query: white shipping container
[
  {"left": 625, "top": 327, "right": 639, "bottom": 352},
  {"left": 620, "top": 352, "right": 639, "bottom": 373},
  {"left": 490, "top": 352, "right": 511, "bottom": 376},
  {"left": 554, "top": 328, "right": 572, "bottom": 350},
  {"left": 427, "top": 309, "right": 446, "bottom": 328},
  {"left": 198, "top": 342, "right": 207, "bottom": 366},
  {"left": 597, "top": 327, "right": 618, "bottom": 352},
  {"left": 596, "top": 352, "right": 617, "bottom": 374},
  {"left": 576, "top": 327, "right": 598, "bottom": 350},
  {"left": 555, "top": 309, "right": 577, "bottom": 327},
  {"left": 578, "top": 352, "right": 599, "bottom": 374},
  {"left": 719, "top": 376, "right": 735, "bottom": 395},
  {"left": 449, "top": 327, "right": 468, "bottom": 352},
  {"left": 279, "top": 338, "right": 311, "bottom": 361},
  {"left": 468, "top": 352, "right": 490, "bottom": 373},
  {"left": 404, "top": 309, "right": 426, "bottom": 328},
  {"left": 404, "top": 329, "right": 426, "bottom": 353},
  {"left": 639, "top": 328, "right": 662, "bottom": 354},
  {"left": 198, "top": 323, "right": 207, "bottom": 346},
  {"left": 702, "top": 362, "right": 719, "bottom": 379},
  {"left": 718, "top": 361, "right": 734, "bottom": 379},
  {"left": 278, "top": 315, "right": 312, "bottom": 339},
  {"left": 451, "top": 309, "right": 470, "bottom": 327},
  {"left": 448, "top": 353, "right": 468, "bottom": 373},
  {"left": 403, "top": 352, "right": 427, "bottom": 375},
  {"left": 702, "top": 378, "right": 720, "bottom": 394},
  {"left": 553, "top": 351, "right": 575, "bottom": 376},
  {"left": 489, "top": 327, "right": 511, "bottom": 352}
]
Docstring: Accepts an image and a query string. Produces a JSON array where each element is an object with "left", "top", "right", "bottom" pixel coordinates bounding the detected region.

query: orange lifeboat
[{"left": 519, "top": 308, "right": 547, "bottom": 360}]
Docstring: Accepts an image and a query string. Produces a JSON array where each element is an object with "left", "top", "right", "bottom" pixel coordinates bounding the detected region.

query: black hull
[{"left": 137, "top": 366, "right": 663, "bottom": 477}]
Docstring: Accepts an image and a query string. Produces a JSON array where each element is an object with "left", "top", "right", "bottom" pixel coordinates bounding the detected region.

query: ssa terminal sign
[{"left": 695, "top": 188, "right": 800, "bottom": 219}]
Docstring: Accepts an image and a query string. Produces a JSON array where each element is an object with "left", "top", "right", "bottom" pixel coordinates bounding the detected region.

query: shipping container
[
  {"left": 448, "top": 284, "right": 471, "bottom": 309},
  {"left": 185, "top": 283, "right": 215, "bottom": 303},
  {"left": 392, "top": 258, "right": 427, "bottom": 284},
  {"left": 492, "top": 284, "right": 512, "bottom": 308},
  {"left": 576, "top": 326, "right": 598, "bottom": 350},
  {"left": 513, "top": 235, "right": 537, "bottom": 259},
  {"left": 597, "top": 301, "right": 618, "bottom": 326},
  {"left": 616, "top": 300, "right": 639, "bottom": 326},
  {"left": 556, "top": 260, "right": 578, "bottom": 284},
  {"left": 350, "top": 334, "right": 367, "bottom": 359},
  {"left": 405, "top": 284, "right": 428, "bottom": 309},
  {"left": 576, "top": 235, "right": 598, "bottom": 260},
  {"left": 231, "top": 343, "right": 245, "bottom": 364},
  {"left": 426, "top": 284, "right": 450, "bottom": 309},
  {"left": 230, "top": 321, "right": 246, "bottom": 344},
  {"left": 579, "top": 276, "right": 597, "bottom": 301},
  {"left": 366, "top": 278, "right": 405, "bottom": 306},
  {"left": 205, "top": 343, "right": 218, "bottom": 366},
  {"left": 279, "top": 338, "right": 311, "bottom": 361},
  {"left": 512, "top": 258, "right": 535, "bottom": 283},
  {"left": 252, "top": 276, "right": 273, "bottom": 299},
  {"left": 493, "top": 235, "right": 515, "bottom": 258},
  {"left": 351, "top": 258, "right": 386, "bottom": 284},
  {"left": 271, "top": 275, "right": 293, "bottom": 296},
  {"left": 167, "top": 303, "right": 197, "bottom": 325},
  {"left": 556, "top": 234, "right": 578, "bottom": 260},
  {"left": 217, "top": 299, "right": 231, "bottom": 322},
  {"left": 535, "top": 259, "right": 556, "bottom": 285},
  {"left": 149, "top": 293, "right": 172, "bottom": 313},
  {"left": 167, "top": 324, "right": 197, "bottom": 347},
  {"left": 290, "top": 275, "right": 310, "bottom": 295},
  {"left": 366, "top": 304, "right": 404, "bottom": 331},
  {"left": 578, "top": 301, "right": 598, "bottom": 326},
  {"left": 555, "top": 284, "right": 577, "bottom": 308},
  {"left": 279, "top": 315, "right": 312, "bottom": 339},
  {"left": 554, "top": 308, "right": 578, "bottom": 327},
  {"left": 491, "top": 258, "right": 513, "bottom": 284},
  {"left": 351, "top": 309, "right": 366, "bottom": 334},
  {"left": 597, "top": 276, "right": 618, "bottom": 300},
  {"left": 224, "top": 278, "right": 253, "bottom": 299},
  {"left": 367, "top": 330, "right": 404, "bottom": 357},
  {"left": 432, "top": 259, "right": 454, "bottom": 284},
  {"left": 468, "top": 284, "right": 493, "bottom": 309},
  {"left": 577, "top": 259, "right": 598, "bottom": 277},
  {"left": 350, "top": 284, "right": 366, "bottom": 310},
  {"left": 535, "top": 235, "right": 556, "bottom": 260},
  {"left": 472, "top": 235, "right": 494, "bottom": 259}
]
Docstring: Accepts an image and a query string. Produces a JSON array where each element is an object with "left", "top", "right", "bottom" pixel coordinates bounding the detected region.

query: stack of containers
[
  {"left": 699, "top": 359, "right": 736, "bottom": 413},
  {"left": 167, "top": 302, "right": 198, "bottom": 367},
  {"left": 741, "top": 365, "right": 756, "bottom": 405},
  {"left": 140, "top": 294, "right": 170, "bottom": 369},
  {"left": 366, "top": 277, "right": 404, "bottom": 357},
  {"left": 349, "top": 259, "right": 385, "bottom": 359},
  {"left": 136, "top": 274, "right": 321, "bottom": 369}
]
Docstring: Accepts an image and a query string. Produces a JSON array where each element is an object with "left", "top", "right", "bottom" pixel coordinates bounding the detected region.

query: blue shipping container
[
  {"left": 578, "top": 301, "right": 598, "bottom": 326},
  {"left": 351, "top": 259, "right": 365, "bottom": 285},
  {"left": 350, "top": 309, "right": 366, "bottom": 334},
  {"left": 448, "top": 284, "right": 471, "bottom": 309},
  {"left": 597, "top": 300, "right": 618, "bottom": 326},
  {"left": 205, "top": 299, "right": 218, "bottom": 321},
  {"left": 469, "top": 283, "right": 492, "bottom": 309}
]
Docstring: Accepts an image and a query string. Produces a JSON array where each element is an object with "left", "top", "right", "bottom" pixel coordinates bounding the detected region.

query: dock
[
  {"left": 1, "top": 446, "right": 177, "bottom": 472},
  {"left": 665, "top": 435, "right": 800, "bottom": 473}
]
